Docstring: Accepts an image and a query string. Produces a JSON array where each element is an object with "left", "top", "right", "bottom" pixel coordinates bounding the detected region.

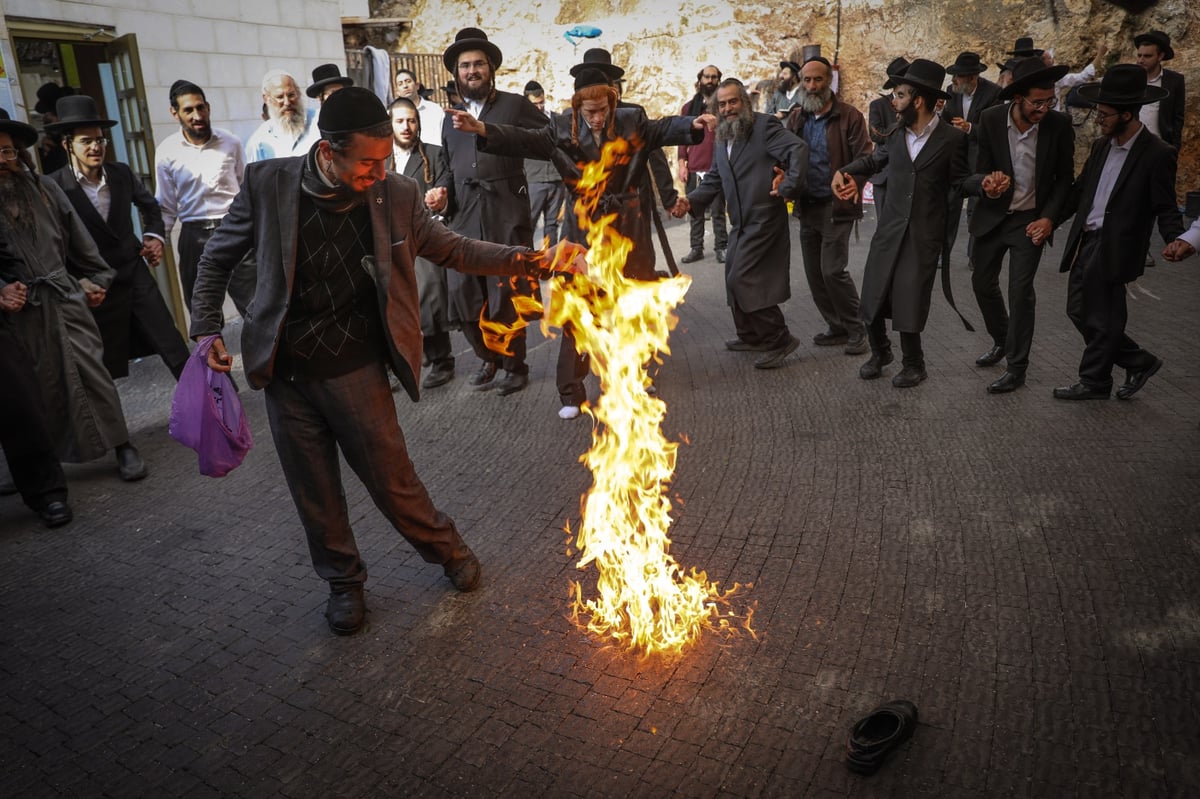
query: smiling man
[{"left": 190, "top": 88, "right": 582, "bottom": 636}]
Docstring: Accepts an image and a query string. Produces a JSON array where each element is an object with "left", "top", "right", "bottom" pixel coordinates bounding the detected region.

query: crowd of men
[{"left": 1, "top": 25, "right": 1196, "bottom": 636}]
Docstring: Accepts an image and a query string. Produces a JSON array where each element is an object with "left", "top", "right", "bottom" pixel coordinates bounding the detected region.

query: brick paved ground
[{"left": 2, "top": 210, "right": 1198, "bottom": 798}]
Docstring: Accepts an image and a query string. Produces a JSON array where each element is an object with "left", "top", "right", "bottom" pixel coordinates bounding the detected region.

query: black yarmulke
[
  {"left": 573, "top": 68, "right": 611, "bottom": 93},
  {"left": 318, "top": 87, "right": 388, "bottom": 135}
]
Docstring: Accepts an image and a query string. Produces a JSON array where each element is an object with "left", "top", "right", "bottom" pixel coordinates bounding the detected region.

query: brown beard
[{"left": 0, "top": 169, "right": 42, "bottom": 239}]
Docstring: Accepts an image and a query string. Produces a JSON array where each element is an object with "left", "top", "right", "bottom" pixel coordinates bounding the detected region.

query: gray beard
[
  {"left": 799, "top": 89, "right": 831, "bottom": 113},
  {"left": 715, "top": 109, "right": 754, "bottom": 143},
  {"left": 950, "top": 82, "right": 972, "bottom": 95},
  {"left": 272, "top": 107, "right": 307, "bottom": 138}
]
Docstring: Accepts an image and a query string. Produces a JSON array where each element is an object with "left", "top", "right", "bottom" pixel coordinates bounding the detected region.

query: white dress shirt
[
  {"left": 1138, "top": 72, "right": 1163, "bottom": 138},
  {"left": 415, "top": 98, "right": 445, "bottom": 147},
  {"left": 154, "top": 127, "right": 245, "bottom": 233},
  {"left": 905, "top": 114, "right": 940, "bottom": 160},
  {"left": 1085, "top": 125, "right": 1144, "bottom": 231},
  {"left": 1006, "top": 108, "right": 1039, "bottom": 212},
  {"left": 73, "top": 165, "right": 111, "bottom": 220},
  {"left": 1178, "top": 217, "right": 1200, "bottom": 250}
]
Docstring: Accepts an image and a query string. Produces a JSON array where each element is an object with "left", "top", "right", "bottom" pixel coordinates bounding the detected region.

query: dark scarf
[
  {"left": 300, "top": 141, "right": 367, "bottom": 214},
  {"left": 686, "top": 92, "right": 710, "bottom": 117}
]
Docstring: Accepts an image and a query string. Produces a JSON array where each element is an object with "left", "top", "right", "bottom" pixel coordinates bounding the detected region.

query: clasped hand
[{"left": 981, "top": 171, "right": 1011, "bottom": 199}]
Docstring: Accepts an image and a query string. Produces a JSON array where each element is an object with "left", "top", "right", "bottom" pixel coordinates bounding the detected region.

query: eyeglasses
[
  {"left": 0, "top": 147, "right": 20, "bottom": 161},
  {"left": 74, "top": 136, "right": 109, "bottom": 149},
  {"left": 1091, "top": 108, "right": 1122, "bottom": 122},
  {"left": 1021, "top": 97, "right": 1057, "bottom": 110},
  {"left": 457, "top": 60, "right": 488, "bottom": 72}
]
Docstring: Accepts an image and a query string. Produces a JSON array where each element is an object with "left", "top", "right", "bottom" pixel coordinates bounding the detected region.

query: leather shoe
[
  {"left": 754, "top": 335, "right": 799, "bottom": 369},
  {"left": 813, "top": 328, "right": 848, "bottom": 346},
  {"left": 987, "top": 371, "right": 1025, "bottom": 394},
  {"left": 844, "top": 333, "right": 869, "bottom": 356},
  {"left": 891, "top": 365, "right": 927, "bottom": 388},
  {"left": 680, "top": 248, "right": 704, "bottom": 264},
  {"left": 715, "top": 248, "right": 726, "bottom": 263},
  {"left": 859, "top": 350, "right": 894, "bottom": 380},
  {"left": 38, "top": 500, "right": 73, "bottom": 528},
  {"left": 1116, "top": 357, "right": 1162, "bottom": 400},
  {"left": 493, "top": 370, "right": 529, "bottom": 396},
  {"left": 115, "top": 443, "right": 147, "bottom": 482},
  {"left": 724, "top": 337, "right": 772, "bottom": 352},
  {"left": 469, "top": 362, "right": 497, "bottom": 389},
  {"left": 846, "top": 700, "right": 918, "bottom": 774},
  {"left": 325, "top": 586, "right": 366, "bottom": 635},
  {"left": 422, "top": 363, "right": 455, "bottom": 389},
  {"left": 975, "top": 344, "right": 1005, "bottom": 367},
  {"left": 1052, "top": 382, "right": 1110, "bottom": 401},
  {"left": 444, "top": 550, "right": 482, "bottom": 592}
]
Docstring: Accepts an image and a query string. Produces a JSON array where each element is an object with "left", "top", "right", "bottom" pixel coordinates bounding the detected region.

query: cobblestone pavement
[{"left": 2, "top": 209, "right": 1198, "bottom": 798}]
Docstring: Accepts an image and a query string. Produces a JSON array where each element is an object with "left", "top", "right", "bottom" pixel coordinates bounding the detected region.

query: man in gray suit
[{"left": 190, "top": 89, "right": 580, "bottom": 636}]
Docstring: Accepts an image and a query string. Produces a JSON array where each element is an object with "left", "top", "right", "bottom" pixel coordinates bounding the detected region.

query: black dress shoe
[
  {"left": 813, "top": 328, "right": 849, "bottom": 346},
  {"left": 724, "top": 338, "right": 771, "bottom": 352},
  {"left": 715, "top": 248, "right": 726, "bottom": 264},
  {"left": 469, "top": 362, "right": 497, "bottom": 390},
  {"left": 444, "top": 550, "right": 482, "bottom": 592},
  {"left": 115, "top": 443, "right": 147, "bottom": 482},
  {"left": 422, "top": 363, "right": 455, "bottom": 389},
  {"left": 987, "top": 371, "right": 1025, "bottom": 394},
  {"left": 325, "top": 586, "right": 366, "bottom": 635},
  {"left": 846, "top": 699, "right": 919, "bottom": 775},
  {"left": 1052, "top": 382, "right": 1110, "bottom": 401},
  {"left": 1116, "top": 357, "right": 1162, "bottom": 400},
  {"left": 753, "top": 335, "right": 799, "bottom": 369},
  {"left": 975, "top": 344, "right": 1005, "bottom": 367},
  {"left": 493, "top": 370, "right": 529, "bottom": 396},
  {"left": 38, "top": 501, "right": 73, "bottom": 529},
  {"left": 680, "top": 248, "right": 704, "bottom": 264},
  {"left": 891, "top": 365, "right": 927, "bottom": 388},
  {"left": 859, "top": 350, "right": 894, "bottom": 380}
]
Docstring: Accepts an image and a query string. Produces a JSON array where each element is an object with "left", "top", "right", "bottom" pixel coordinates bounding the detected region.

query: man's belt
[{"left": 182, "top": 218, "right": 222, "bottom": 231}]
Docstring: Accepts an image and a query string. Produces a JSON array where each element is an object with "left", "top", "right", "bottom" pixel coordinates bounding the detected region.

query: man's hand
[
  {"left": 79, "top": 277, "right": 107, "bottom": 308},
  {"left": 448, "top": 109, "right": 485, "bottom": 136},
  {"left": 1092, "top": 44, "right": 1109, "bottom": 72},
  {"left": 693, "top": 113, "right": 717, "bottom": 132},
  {"left": 528, "top": 240, "right": 588, "bottom": 278},
  {"left": 425, "top": 186, "right": 448, "bottom": 214},
  {"left": 670, "top": 197, "right": 691, "bottom": 218},
  {"left": 0, "top": 281, "right": 27, "bottom": 313},
  {"left": 769, "top": 166, "right": 786, "bottom": 197},
  {"left": 676, "top": 160, "right": 688, "bottom": 184},
  {"left": 1163, "top": 239, "right": 1197, "bottom": 262},
  {"left": 1026, "top": 218, "right": 1053, "bottom": 246},
  {"left": 831, "top": 171, "right": 858, "bottom": 203},
  {"left": 981, "top": 171, "right": 1012, "bottom": 199},
  {"left": 950, "top": 116, "right": 971, "bottom": 134},
  {"left": 203, "top": 335, "right": 234, "bottom": 372},
  {"left": 141, "top": 236, "right": 164, "bottom": 266}
]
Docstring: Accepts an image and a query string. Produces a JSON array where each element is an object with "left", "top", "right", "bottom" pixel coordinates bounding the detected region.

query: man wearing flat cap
[
  {"left": 1052, "top": 65, "right": 1183, "bottom": 402},
  {"left": 190, "top": 87, "right": 582, "bottom": 635},
  {"left": 765, "top": 61, "right": 804, "bottom": 119},
  {"left": 960, "top": 57, "right": 1075, "bottom": 394},
  {"left": 306, "top": 63, "right": 352, "bottom": 105},
  {"left": 429, "top": 28, "right": 550, "bottom": 396},
  {"left": 1134, "top": 30, "right": 1185, "bottom": 149}
]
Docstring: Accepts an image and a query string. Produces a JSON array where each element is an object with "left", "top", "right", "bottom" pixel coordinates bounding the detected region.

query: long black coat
[
  {"left": 842, "top": 120, "right": 969, "bottom": 331},
  {"left": 49, "top": 162, "right": 186, "bottom": 379},
  {"left": 478, "top": 107, "right": 700, "bottom": 279},
  {"left": 687, "top": 113, "right": 806, "bottom": 312}
]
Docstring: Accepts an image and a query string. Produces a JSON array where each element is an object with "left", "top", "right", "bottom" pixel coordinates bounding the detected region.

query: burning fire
[{"left": 542, "top": 137, "right": 751, "bottom": 655}]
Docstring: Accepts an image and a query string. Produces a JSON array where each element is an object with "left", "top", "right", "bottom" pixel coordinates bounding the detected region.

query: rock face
[{"left": 377, "top": 0, "right": 1197, "bottom": 199}]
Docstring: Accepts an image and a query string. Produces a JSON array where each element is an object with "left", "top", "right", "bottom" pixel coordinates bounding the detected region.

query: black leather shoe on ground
[
  {"left": 469, "top": 362, "right": 497, "bottom": 389},
  {"left": 987, "top": 371, "right": 1025, "bottom": 394},
  {"left": 715, "top": 248, "right": 726, "bottom": 263},
  {"left": 422, "top": 364, "right": 455, "bottom": 389},
  {"left": 813, "top": 329, "right": 849, "bottom": 346},
  {"left": 38, "top": 501, "right": 73, "bottom": 529},
  {"left": 325, "top": 586, "right": 366, "bottom": 635},
  {"left": 1116, "top": 357, "right": 1162, "bottom": 400},
  {"left": 444, "top": 551, "right": 482, "bottom": 592},
  {"left": 1052, "top": 382, "right": 1110, "bottom": 401},
  {"left": 724, "top": 338, "right": 771, "bottom": 352},
  {"left": 891, "top": 365, "right": 927, "bottom": 388},
  {"left": 680, "top": 248, "right": 704, "bottom": 264},
  {"left": 493, "top": 370, "right": 529, "bottom": 396},
  {"left": 975, "top": 344, "right": 1005, "bottom": 367},
  {"left": 859, "top": 350, "right": 894, "bottom": 380},
  {"left": 754, "top": 336, "right": 800, "bottom": 369},
  {"left": 845, "top": 699, "right": 919, "bottom": 775},
  {"left": 844, "top": 333, "right": 869, "bottom": 355},
  {"left": 115, "top": 444, "right": 147, "bottom": 482}
]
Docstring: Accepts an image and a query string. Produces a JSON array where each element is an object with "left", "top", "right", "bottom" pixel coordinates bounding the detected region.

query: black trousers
[
  {"left": 686, "top": 172, "right": 727, "bottom": 251},
  {"left": 179, "top": 219, "right": 256, "bottom": 318},
  {"left": 732, "top": 301, "right": 790, "bottom": 350},
  {"left": 867, "top": 316, "right": 924, "bottom": 368},
  {"left": 1066, "top": 232, "right": 1157, "bottom": 391},
  {"left": 450, "top": 274, "right": 530, "bottom": 374},
  {"left": 528, "top": 181, "right": 566, "bottom": 247},
  {"left": 971, "top": 209, "right": 1043, "bottom": 375},
  {"left": 0, "top": 320, "right": 67, "bottom": 511}
]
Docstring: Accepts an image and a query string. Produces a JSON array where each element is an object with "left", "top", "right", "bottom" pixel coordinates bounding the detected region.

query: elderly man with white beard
[{"left": 246, "top": 69, "right": 321, "bottom": 162}]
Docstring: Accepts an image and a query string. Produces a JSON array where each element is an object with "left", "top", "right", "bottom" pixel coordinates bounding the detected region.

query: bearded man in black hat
[
  {"left": 1051, "top": 65, "right": 1183, "bottom": 402},
  {"left": 46, "top": 94, "right": 190, "bottom": 382},
  {"left": 960, "top": 57, "right": 1076, "bottom": 394},
  {"left": 429, "top": 28, "right": 550, "bottom": 396},
  {"left": 834, "top": 59, "right": 969, "bottom": 388},
  {"left": 190, "top": 87, "right": 581, "bottom": 636},
  {"left": 765, "top": 61, "right": 803, "bottom": 118},
  {"left": 1133, "top": 30, "right": 1185, "bottom": 149}
]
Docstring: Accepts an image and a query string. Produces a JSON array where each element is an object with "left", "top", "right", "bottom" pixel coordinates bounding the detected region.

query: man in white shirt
[
  {"left": 393, "top": 67, "right": 444, "bottom": 147},
  {"left": 245, "top": 70, "right": 321, "bottom": 163},
  {"left": 155, "top": 80, "right": 255, "bottom": 315},
  {"left": 1134, "top": 30, "right": 1185, "bottom": 149}
]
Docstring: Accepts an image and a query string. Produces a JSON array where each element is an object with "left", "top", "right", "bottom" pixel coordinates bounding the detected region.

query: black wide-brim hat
[
  {"left": 34, "top": 82, "right": 75, "bottom": 115},
  {"left": 443, "top": 28, "right": 503, "bottom": 73},
  {"left": 569, "top": 48, "right": 624, "bottom": 80},
  {"left": 882, "top": 57, "right": 910, "bottom": 90},
  {"left": 1133, "top": 30, "right": 1174, "bottom": 61},
  {"left": 998, "top": 58, "right": 1069, "bottom": 100},
  {"left": 43, "top": 94, "right": 117, "bottom": 135},
  {"left": 0, "top": 119, "right": 38, "bottom": 149},
  {"left": 306, "top": 63, "right": 353, "bottom": 98},
  {"left": 887, "top": 58, "right": 951, "bottom": 100},
  {"left": 1007, "top": 37, "right": 1044, "bottom": 57},
  {"left": 1076, "top": 63, "right": 1169, "bottom": 107},
  {"left": 946, "top": 51, "right": 986, "bottom": 76}
]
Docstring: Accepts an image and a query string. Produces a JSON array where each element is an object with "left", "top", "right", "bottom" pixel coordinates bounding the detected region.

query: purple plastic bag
[{"left": 169, "top": 335, "right": 253, "bottom": 477}]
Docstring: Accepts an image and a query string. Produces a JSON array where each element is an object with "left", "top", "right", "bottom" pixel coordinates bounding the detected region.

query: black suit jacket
[
  {"left": 963, "top": 105, "right": 1074, "bottom": 238},
  {"left": 1158, "top": 69, "right": 1185, "bottom": 149},
  {"left": 941, "top": 77, "right": 1004, "bottom": 168},
  {"left": 1059, "top": 127, "right": 1184, "bottom": 283},
  {"left": 49, "top": 162, "right": 165, "bottom": 285},
  {"left": 867, "top": 95, "right": 897, "bottom": 186}
]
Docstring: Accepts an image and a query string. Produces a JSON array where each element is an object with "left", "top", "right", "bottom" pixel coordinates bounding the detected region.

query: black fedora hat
[
  {"left": 1007, "top": 37, "right": 1044, "bottom": 57},
  {"left": 1076, "top": 63, "right": 1169, "bottom": 107},
  {"left": 570, "top": 48, "right": 624, "bottom": 80},
  {"left": 882, "top": 57, "right": 910, "bottom": 90},
  {"left": 0, "top": 118, "right": 38, "bottom": 150},
  {"left": 946, "top": 52, "right": 986, "bottom": 76},
  {"left": 888, "top": 58, "right": 951, "bottom": 100},
  {"left": 779, "top": 60, "right": 802, "bottom": 76},
  {"left": 997, "top": 57, "right": 1021, "bottom": 74},
  {"left": 43, "top": 94, "right": 117, "bottom": 135},
  {"left": 34, "top": 82, "right": 75, "bottom": 115},
  {"left": 443, "top": 27, "right": 503, "bottom": 73},
  {"left": 441, "top": 80, "right": 459, "bottom": 97},
  {"left": 1133, "top": 30, "right": 1174, "bottom": 61},
  {"left": 306, "top": 63, "right": 352, "bottom": 98},
  {"left": 998, "top": 57, "right": 1069, "bottom": 100}
]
